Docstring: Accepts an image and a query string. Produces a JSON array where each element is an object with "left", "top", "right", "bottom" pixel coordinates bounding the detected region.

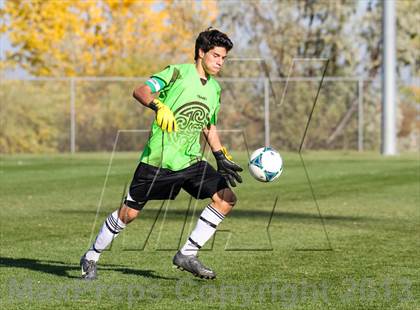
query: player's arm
[
  {"left": 132, "top": 84, "right": 155, "bottom": 108},
  {"left": 203, "top": 125, "right": 243, "bottom": 187},
  {"left": 132, "top": 82, "right": 178, "bottom": 133},
  {"left": 202, "top": 124, "right": 222, "bottom": 152}
]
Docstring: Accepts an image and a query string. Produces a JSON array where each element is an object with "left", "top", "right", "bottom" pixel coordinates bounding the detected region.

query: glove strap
[
  {"left": 213, "top": 146, "right": 233, "bottom": 161},
  {"left": 221, "top": 146, "right": 233, "bottom": 160},
  {"left": 213, "top": 149, "right": 223, "bottom": 159},
  {"left": 148, "top": 98, "right": 162, "bottom": 112}
]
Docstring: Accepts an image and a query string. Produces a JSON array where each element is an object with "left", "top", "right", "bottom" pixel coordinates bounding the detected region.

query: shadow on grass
[
  {"left": 0, "top": 257, "right": 178, "bottom": 280},
  {"left": 60, "top": 208, "right": 370, "bottom": 222}
]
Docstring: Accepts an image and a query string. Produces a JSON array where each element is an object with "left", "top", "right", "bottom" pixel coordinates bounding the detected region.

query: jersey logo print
[
  {"left": 174, "top": 101, "right": 210, "bottom": 131},
  {"left": 169, "top": 102, "right": 210, "bottom": 146}
]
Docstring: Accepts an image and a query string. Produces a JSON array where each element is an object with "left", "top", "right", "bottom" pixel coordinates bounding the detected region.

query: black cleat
[
  {"left": 80, "top": 255, "right": 97, "bottom": 280},
  {"left": 173, "top": 251, "right": 216, "bottom": 279}
]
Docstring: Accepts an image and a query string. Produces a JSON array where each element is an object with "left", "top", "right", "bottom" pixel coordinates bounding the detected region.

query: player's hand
[
  {"left": 213, "top": 146, "right": 243, "bottom": 187},
  {"left": 150, "top": 99, "right": 178, "bottom": 133}
]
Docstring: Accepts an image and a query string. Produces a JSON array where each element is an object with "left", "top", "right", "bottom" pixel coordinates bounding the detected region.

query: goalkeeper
[{"left": 81, "top": 28, "right": 242, "bottom": 280}]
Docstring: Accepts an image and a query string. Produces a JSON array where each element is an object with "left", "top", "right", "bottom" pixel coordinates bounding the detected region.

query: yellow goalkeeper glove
[{"left": 149, "top": 99, "right": 178, "bottom": 133}]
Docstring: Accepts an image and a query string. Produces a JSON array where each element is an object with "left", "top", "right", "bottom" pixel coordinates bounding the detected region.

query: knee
[
  {"left": 118, "top": 205, "right": 139, "bottom": 224},
  {"left": 212, "top": 189, "right": 237, "bottom": 216},
  {"left": 230, "top": 193, "right": 237, "bottom": 207},
  {"left": 218, "top": 189, "right": 237, "bottom": 207}
]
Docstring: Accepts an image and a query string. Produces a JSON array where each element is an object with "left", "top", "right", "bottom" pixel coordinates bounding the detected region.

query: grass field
[{"left": 0, "top": 151, "right": 419, "bottom": 309}]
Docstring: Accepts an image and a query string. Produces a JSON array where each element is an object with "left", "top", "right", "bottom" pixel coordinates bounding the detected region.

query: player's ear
[{"left": 199, "top": 48, "right": 205, "bottom": 59}]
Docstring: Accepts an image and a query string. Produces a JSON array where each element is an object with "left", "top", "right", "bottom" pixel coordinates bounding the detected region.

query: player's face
[{"left": 201, "top": 47, "right": 228, "bottom": 75}]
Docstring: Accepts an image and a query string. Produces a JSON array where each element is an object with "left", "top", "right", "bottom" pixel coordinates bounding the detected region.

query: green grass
[{"left": 0, "top": 151, "right": 419, "bottom": 309}]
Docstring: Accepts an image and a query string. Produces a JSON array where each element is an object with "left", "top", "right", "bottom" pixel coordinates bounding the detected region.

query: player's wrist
[
  {"left": 213, "top": 146, "right": 231, "bottom": 161},
  {"left": 212, "top": 149, "right": 224, "bottom": 159},
  {"left": 148, "top": 98, "right": 163, "bottom": 112}
]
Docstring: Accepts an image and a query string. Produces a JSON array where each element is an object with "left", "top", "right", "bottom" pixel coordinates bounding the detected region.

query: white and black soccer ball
[{"left": 248, "top": 147, "right": 283, "bottom": 182}]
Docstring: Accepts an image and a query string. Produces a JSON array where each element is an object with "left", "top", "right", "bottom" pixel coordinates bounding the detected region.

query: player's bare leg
[
  {"left": 118, "top": 204, "right": 140, "bottom": 224},
  {"left": 211, "top": 188, "right": 237, "bottom": 216}
]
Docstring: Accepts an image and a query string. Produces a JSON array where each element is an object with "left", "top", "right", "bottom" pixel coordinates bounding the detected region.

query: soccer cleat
[
  {"left": 80, "top": 255, "right": 97, "bottom": 280},
  {"left": 172, "top": 251, "right": 216, "bottom": 279}
]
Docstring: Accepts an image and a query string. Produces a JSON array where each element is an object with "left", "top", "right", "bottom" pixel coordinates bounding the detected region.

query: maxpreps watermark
[
  {"left": 6, "top": 276, "right": 414, "bottom": 307},
  {"left": 176, "top": 277, "right": 414, "bottom": 307},
  {"left": 7, "top": 278, "right": 162, "bottom": 306}
]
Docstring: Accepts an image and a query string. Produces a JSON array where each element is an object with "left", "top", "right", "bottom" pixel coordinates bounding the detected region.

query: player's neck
[{"left": 195, "top": 61, "right": 210, "bottom": 80}]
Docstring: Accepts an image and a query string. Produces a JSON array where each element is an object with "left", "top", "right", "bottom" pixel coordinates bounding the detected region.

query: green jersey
[{"left": 140, "top": 63, "right": 222, "bottom": 171}]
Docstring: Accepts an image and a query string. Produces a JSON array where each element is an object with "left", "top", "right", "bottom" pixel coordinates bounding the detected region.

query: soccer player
[{"left": 80, "top": 28, "right": 242, "bottom": 280}]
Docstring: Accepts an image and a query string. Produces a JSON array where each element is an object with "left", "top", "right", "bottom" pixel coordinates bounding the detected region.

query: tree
[
  {"left": 217, "top": 0, "right": 419, "bottom": 151},
  {"left": 0, "top": 0, "right": 220, "bottom": 153},
  {"left": 0, "top": 0, "right": 219, "bottom": 76},
  {"left": 217, "top": 1, "right": 361, "bottom": 150}
]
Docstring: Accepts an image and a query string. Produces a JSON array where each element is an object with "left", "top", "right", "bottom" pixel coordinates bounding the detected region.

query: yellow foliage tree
[
  {"left": 1, "top": 0, "right": 219, "bottom": 77},
  {"left": 0, "top": 0, "right": 220, "bottom": 153}
]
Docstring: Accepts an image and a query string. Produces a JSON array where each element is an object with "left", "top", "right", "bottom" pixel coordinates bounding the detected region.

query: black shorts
[{"left": 124, "top": 161, "right": 229, "bottom": 210}]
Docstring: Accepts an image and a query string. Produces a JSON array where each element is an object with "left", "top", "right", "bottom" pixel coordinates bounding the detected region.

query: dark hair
[{"left": 194, "top": 27, "right": 233, "bottom": 61}]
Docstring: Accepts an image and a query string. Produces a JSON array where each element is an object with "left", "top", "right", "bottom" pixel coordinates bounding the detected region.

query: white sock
[
  {"left": 85, "top": 210, "right": 126, "bottom": 262},
  {"left": 180, "top": 204, "right": 225, "bottom": 256}
]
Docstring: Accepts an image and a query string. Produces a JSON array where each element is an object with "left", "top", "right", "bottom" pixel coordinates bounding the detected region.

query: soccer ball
[{"left": 248, "top": 147, "right": 283, "bottom": 182}]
